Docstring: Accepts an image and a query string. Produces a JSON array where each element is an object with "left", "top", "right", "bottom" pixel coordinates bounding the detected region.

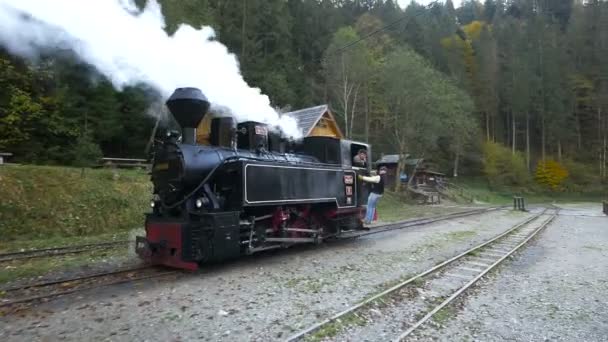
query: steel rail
[
  {"left": 0, "top": 207, "right": 500, "bottom": 263},
  {"left": 0, "top": 266, "right": 179, "bottom": 308},
  {"left": 0, "top": 207, "right": 504, "bottom": 311},
  {"left": 395, "top": 209, "right": 558, "bottom": 340},
  {"left": 338, "top": 206, "right": 504, "bottom": 240},
  {"left": 1, "top": 265, "right": 152, "bottom": 292},
  {"left": 0, "top": 240, "right": 130, "bottom": 262},
  {"left": 285, "top": 209, "right": 548, "bottom": 342}
]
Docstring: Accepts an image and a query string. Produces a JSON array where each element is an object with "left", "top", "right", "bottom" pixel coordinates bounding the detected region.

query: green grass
[
  {"left": 444, "top": 230, "right": 477, "bottom": 241},
  {"left": 468, "top": 250, "right": 480, "bottom": 257},
  {"left": 0, "top": 231, "right": 132, "bottom": 254},
  {"left": 433, "top": 306, "right": 457, "bottom": 325},
  {"left": 0, "top": 245, "right": 131, "bottom": 284},
  {"left": 284, "top": 276, "right": 330, "bottom": 294},
  {"left": 0, "top": 164, "right": 151, "bottom": 242},
  {"left": 306, "top": 312, "right": 366, "bottom": 342},
  {"left": 450, "top": 177, "right": 607, "bottom": 204}
]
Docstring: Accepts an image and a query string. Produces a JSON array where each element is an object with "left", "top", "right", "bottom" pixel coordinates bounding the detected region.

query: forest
[{"left": 0, "top": 0, "right": 606, "bottom": 190}]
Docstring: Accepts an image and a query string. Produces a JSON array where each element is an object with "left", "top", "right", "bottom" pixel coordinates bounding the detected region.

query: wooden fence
[{"left": 98, "top": 157, "right": 150, "bottom": 170}]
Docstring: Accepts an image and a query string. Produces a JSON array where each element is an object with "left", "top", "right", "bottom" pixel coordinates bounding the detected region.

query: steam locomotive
[{"left": 136, "top": 87, "right": 372, "bottom": 270}]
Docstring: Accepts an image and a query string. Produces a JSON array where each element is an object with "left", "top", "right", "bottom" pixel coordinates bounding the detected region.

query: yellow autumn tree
[
  {"left": 535, "top": 160, "right": 569, "bottom": 191},
  {"left": 440, "top": 20, "right": 489, "bottom": 88}
]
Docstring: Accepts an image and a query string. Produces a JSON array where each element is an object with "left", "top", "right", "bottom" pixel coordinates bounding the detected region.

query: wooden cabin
[
  {"left": 195, "top": 104, "right": 343, "bottom": 144},
  {"left": 282, "top": 105, "right": 343, "bottom": 139},
  {"left": 375, "top": 154, "right": 445, "bottom": 189},
  {"left": 413, "top": 170, "right": 446, "bottom": 187}
]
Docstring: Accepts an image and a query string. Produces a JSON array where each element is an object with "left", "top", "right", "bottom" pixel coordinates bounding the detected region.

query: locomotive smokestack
[{"left": 166, "top": 87, "right": 210, "bottom": 145}]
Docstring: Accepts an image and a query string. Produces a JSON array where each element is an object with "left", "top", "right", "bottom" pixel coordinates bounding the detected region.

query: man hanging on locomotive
[{"left": 359, "top": 166, "right": 387, "bottom": 225}]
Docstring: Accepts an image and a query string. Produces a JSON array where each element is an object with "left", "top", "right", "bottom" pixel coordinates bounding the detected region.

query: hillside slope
[{"left": 0, "top": 165, "right": 151, "bottom": 241}]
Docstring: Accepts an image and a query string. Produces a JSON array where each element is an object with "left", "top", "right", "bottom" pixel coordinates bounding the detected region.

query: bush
[
  {"left": 70, "top": 134, "right": 103, "bottom": 167},
  {"left": 561, "top": 159, "right": 601, "bottom": 191},
  {"left": 535, "top": 159, "right": 569, "bottom": 191},
  {"left": 482, "top": 142, "right": 530, "bottom": 187}
]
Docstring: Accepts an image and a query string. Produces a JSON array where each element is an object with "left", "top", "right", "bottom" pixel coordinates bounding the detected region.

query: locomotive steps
[{"left": 286, "top": 207, "right": 558, "bottom": 342}]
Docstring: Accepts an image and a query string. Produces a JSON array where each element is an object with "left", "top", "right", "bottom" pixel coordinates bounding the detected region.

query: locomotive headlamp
[{"left": 150, "top": 200, "right": 156, "bottom": 208}]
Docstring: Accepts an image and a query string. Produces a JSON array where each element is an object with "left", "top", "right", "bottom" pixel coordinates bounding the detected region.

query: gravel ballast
[
  {"left": 0, "top": 208, "right": 538, "bottom": 341},
  {"left": 413, "top": 203, "right": 608, "bottom": 341}
]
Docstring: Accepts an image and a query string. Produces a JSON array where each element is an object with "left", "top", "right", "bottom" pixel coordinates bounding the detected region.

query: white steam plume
[{"left": 0, "top": 0, "right": 302, "bottom": 138}]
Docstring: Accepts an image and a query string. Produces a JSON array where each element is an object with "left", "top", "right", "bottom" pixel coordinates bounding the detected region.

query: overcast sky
[{"left": 396, "top": 0, "right": 463, "bottom": 9}]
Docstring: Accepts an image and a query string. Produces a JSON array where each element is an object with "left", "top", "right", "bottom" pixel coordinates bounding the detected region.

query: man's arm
[{"left": 359, "top": 175, "right": 380, "bottom": 183}]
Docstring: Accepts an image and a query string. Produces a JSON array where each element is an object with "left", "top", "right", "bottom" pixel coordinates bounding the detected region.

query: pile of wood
[{"left": 407, "top": 186, "right": 440, "bottom": 204}]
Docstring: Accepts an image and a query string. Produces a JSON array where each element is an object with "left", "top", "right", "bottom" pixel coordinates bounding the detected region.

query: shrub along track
[
  {"left": 286, "top": 207, "right": 558, "bottom": 342},
  {"left": 0, "top": 206, "right": 503, "bottom": 314}
]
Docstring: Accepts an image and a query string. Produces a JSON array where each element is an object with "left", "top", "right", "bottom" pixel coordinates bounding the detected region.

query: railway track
[
  {"left": 338, "top": 206, "right": 504, "bottom": 240},
  {"left": 286, "top": 207, "right": 558, "bottom": 342},
  {"left": 0, "top": 206, "right": 503, "bottom": 312},
  {"left": 0, "top": 265, "right": 179, "bottom": 312},
  {"left": 0, "top": 240, "right": 130, "bottom": 263},
  {"left": 0, "top": 206, "right": 500, "bottom": 263}
]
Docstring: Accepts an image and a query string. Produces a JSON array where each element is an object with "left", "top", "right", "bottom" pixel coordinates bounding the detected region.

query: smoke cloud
[{"left": 0, "top": 0, "right": 302, "bottom": 138}]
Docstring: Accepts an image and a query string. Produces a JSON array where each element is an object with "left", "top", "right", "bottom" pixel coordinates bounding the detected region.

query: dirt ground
[{"left": 1, "top": 204, "right": 605, "bottom": 342}]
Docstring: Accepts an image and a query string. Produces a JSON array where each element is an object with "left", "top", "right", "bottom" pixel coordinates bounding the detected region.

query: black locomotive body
[{"left": 136, "top": 87, "right": 371, "bottom": 270}]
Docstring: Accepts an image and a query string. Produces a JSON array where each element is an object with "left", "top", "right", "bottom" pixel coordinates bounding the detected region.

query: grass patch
[
  {"left": 451, "top": 177, "right": 607, "bottom": 205},
  {"left": 468, "top": 250, "right": 480, "bottom": 257},
  {"left": 356, "top": 274, "right": 425, "bottom": 307},
  {"left": 433, "top": 306, "right": 457, "bottom": 325},
  {"left": 411, "top": 276, "right": 425, "bottom": 287},
  {"left": 0, "top": 164, "right": 151, "bottom": 241},
  {"left": 0, "top": 231, "right": 133, "bottom": 254},
  {"left": 444, "top": 230, "right": 477, "bottom": 241},
  {"left": 306, "top": 313, "right": 366, "bottom": 342},
  {"left": 284, "top": 276, "right": 329, "bottom": 294},
  {"left": 0, "top": 246, "right": 131, "bottom": 285}
]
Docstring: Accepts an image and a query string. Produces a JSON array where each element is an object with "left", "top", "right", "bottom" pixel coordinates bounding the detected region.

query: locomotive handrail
[{"left": 162, "top": 154, "right": 241, "bottom": 209}]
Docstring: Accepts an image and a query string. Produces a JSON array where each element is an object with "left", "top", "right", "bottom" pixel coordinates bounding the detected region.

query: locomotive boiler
[{"left": 136, "top": 87, "right": 372, "bottom": 270}]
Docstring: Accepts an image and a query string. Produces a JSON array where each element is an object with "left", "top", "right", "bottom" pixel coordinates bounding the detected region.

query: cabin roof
[
  {"left": 375, "top": 154, "right": 423, "bottom": 166},
  {"left": 283, "top": 104, "right": 342, "bottom": 137},
  {"left": 375, "top": 154, "right": 409, "bottom": 164}
]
